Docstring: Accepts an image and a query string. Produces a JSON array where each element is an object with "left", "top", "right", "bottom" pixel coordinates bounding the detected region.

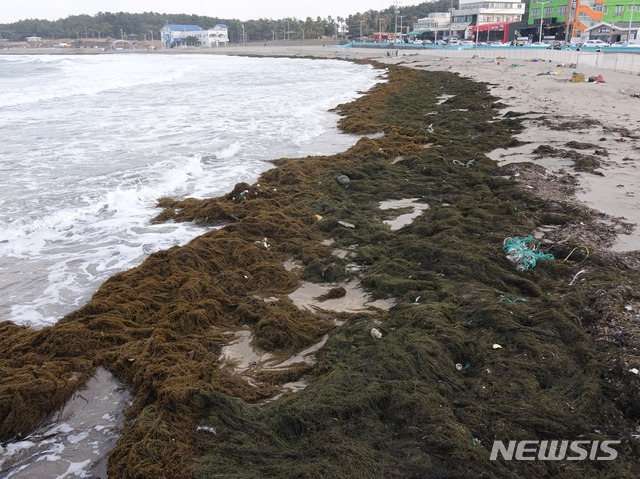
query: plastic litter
[
  {"left": 370, "top": 328, "right": 383, "bottom": 339},
  {"left": 568, "top": 269, "right": 587, "bottom": 285},
  {"left": 337, "top": 175, "right": 351, "bottom": 189},
  {"left": 502, "top": 236, "right": 554, "bottom": 271},
  {"left": 561, "top": 245, "right": 589, "bottom": 264},
  {"left": 492, "top": 344, "right": 503, "bottom": 349},
  {"left": 452, "top": 158, "right": 475, "bottom": 167},
  {"left": 499, "top": 297, "right": 526, "bottom": 303},
  {"left": 338, "top": 220, "right": 355, "bottom": 229}
]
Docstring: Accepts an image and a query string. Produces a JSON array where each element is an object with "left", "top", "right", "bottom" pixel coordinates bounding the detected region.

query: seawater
[
  {"left": 0, "top": 53, "right": 381, "bottom": 329},
  {"left": 0, "top": 52, "right": 381, "bottom": 478}
]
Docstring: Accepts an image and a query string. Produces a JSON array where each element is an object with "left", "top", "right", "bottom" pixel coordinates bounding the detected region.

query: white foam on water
[{"left": 0, "top": 54, "right": 380, "bottom": 328}]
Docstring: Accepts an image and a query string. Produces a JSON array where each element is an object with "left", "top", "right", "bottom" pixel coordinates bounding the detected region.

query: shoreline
[
  {"left": 2, "top": 47, "right": 640, "bottom": 478},
  {"left": 192, "top": 43, "right": 640, "bottom": 251}
]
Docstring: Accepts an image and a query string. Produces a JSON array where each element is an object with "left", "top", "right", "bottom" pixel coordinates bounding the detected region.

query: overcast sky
[{"left": 2, "top": 1, "right": 413, "bottom": 24}]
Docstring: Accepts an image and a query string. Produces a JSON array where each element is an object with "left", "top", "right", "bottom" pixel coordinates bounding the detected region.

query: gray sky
[{"left": 2, "top": 1, "right": 410, "bottom": 24}]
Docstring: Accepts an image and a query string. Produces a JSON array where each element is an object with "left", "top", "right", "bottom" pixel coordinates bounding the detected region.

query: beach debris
[
  {"left": 455, "top": 363, "right": 470, "bottom": 371},
  {"left": 499, "top": 297, "right": 526, "bottom": 303},
  {"left": 492, "top": 344, "right": 503, "bottom": 349},
  {"left": 196, "top": 426, "right": 217, "bottom": 435},
  {"left": 320, "top": 263, "right": 336, "bottom": 278},
  {"left": 537, "top": 70, "right": 562, "bottom": 76},
  {"left": 502, "top": 236, "right": 554, "bottom": 271},
  {"left": 561, "top": 245, "right": 590, "bottom": 264},
  {"left": 568, "top": 269, "right": 587, "bottom": 286},
  {"left": 588, "top": 75, "right": 606, "bottom": 83},
  {"left": 236, "top": 189, "right": 249, "bottom": 202},
  {"left": 337, "top": 175, "right": 351, "bottom": 188},
  {"left": 337, "top": 220, "right": 356, "bottom": 229},
  {"left": 370, "top": 328, "right": 383, "bottom": 339},
  {"left": 571, "top": 72, "right": 586, "bottom": 83},
  {"left": 630, "top": 368, "right": 639, "bottom": 375},
  {"left": 452, "top": 158, "right": 475, "bottom": 167},
  {"left": 624, "top": 305, "right": 633, "bottom": 312},
  {"left": 413, "top": 295, "right": 421, "bottom": 305},
  {"left": 254, "top": 237, "right": 270, "bottom": 249},
  {"left": 314, "top": 214, "right": 323, "bottom": 221}
]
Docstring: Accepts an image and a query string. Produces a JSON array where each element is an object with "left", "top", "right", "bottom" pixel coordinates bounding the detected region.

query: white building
[
  {"left": 409, "top": 13, "right": 451, "bottom": 41},
  {"left": 160, "top": 24, "right": 229, "bottom": 48}
]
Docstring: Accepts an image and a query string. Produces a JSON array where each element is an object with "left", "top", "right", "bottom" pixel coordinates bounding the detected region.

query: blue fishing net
[{"left": 502, "top": 235, "right": 554, "bottom": 271}]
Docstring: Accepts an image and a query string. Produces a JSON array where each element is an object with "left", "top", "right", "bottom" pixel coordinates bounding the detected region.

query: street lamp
[
  {"left": 537, "top": 0, "right": 552, "bottom": 44},
  {"left": 628, "top": 0, "right": 637, "bottom": 42}
]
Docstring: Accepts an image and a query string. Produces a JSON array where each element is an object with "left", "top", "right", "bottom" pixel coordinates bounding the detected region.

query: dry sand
[{"left": 205, "top": 44, "right": 640, "bottom": 252}]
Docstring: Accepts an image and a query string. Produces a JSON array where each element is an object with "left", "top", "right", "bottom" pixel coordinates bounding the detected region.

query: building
[
  {"left": 409, "top": 13, "right": 451, "bottom": 41},
  {"left": 456, "top": 0, "right": 526, "bottom": 43},
  {"left": 525, "top": 0, "right": 639, "bottom": 43},
  {"left": 25, "top": 36, "right": 42, "bottom": 47},
  {"left": 160, "top": 24, "right": 229, "bottom": 48},
  {"left": 410, "top": 0, "right": 526, "bottom": 43}
]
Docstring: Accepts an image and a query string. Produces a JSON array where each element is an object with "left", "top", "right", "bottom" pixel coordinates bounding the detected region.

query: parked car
[
  {"left": 460, "top": 40, "right": 474, "bottom": 46},
  {"left": 582, "top": 39, "right": 608, "bottom": 47},
  {"left": 612, "top": 41, "right": 640, "bottom": 48},
  {"left": 448, "top": 39, "right": 460, "bottom": 46}
]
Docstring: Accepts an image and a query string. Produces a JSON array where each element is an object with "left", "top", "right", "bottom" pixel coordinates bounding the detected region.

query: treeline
[{"left": 0, "top": 2, "right": 455, "bottom": 42}]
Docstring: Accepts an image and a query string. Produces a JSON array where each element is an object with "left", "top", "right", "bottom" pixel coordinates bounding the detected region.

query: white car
[
  {"left": 582, "top": 39, "right": 608, "bottom": 47},
  {"left": 612, "top": 41, "right": 640, "bottom": 48},
  {"left": 460, "top": 40, "right": 474, "bottom": 46}
]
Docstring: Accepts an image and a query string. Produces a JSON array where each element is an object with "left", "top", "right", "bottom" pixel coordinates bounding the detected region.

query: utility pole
[
  {"left": 448, "top": 0, "right": 453, "bottom": 42},
  {"left": 394, "top": 2, "right": 399, "bottom": 41}
]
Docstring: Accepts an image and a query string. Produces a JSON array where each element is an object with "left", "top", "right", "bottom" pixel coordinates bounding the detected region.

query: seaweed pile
[{"left": 1, "top": 61, "right": 639, "bottom": 478}]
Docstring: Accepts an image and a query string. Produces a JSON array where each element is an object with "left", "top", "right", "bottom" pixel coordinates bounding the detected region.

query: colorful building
[{"left": 527, "top": 0, "right": 640, "bottom": 42}]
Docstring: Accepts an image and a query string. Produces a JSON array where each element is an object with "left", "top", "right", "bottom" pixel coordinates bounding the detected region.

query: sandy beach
[{"left": 2, "top": 45, "right": 639, "bottom": 478}]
